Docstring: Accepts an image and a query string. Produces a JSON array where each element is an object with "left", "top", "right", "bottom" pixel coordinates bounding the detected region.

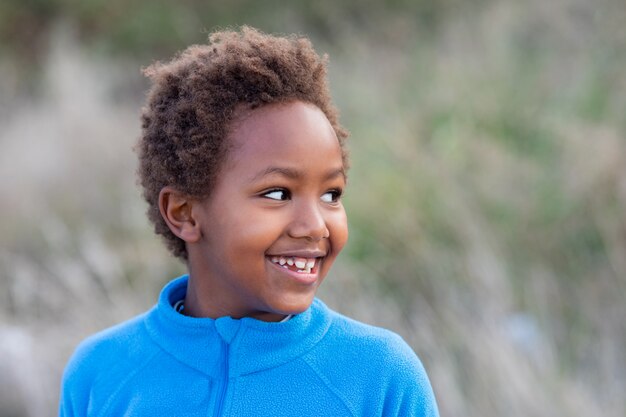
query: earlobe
[{"left": 158, "top": 187, "right": 201, "bottom": 243}]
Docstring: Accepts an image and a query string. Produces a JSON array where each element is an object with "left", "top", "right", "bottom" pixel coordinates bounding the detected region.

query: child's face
[{"left": 188, "top": 101, "right": 348, "bottom": 321}]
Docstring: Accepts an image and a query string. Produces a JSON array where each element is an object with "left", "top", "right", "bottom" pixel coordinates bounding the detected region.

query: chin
[{"left": 271, "top": 294, "right": 316, "bottom": 315}]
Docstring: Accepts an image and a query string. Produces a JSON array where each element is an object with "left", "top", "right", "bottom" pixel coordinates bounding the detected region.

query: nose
[{"left": 287, "top": 200, "right": 330, "bottom": 241}]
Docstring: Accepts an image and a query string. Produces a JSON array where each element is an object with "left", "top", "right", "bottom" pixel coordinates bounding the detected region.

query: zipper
[{"left": 214, "top": 341, "right": 230, "bottom": 416}]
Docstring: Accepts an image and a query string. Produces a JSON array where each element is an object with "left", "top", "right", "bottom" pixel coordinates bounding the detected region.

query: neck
[{"left": 183, "top": 273, "right": 288, "bottom": 322}]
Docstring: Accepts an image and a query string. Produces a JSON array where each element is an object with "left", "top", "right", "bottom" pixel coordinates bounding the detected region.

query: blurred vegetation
[
  {"left": 1, "top": 0, "right": 626, "bottom": 416},
  {"left": 0, "top": 0, "right": 459, "bottom": 61}
]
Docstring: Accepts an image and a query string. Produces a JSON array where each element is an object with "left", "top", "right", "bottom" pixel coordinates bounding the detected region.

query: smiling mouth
[{"left": 268, "top": 256, "right": 319, "bottom": 274}]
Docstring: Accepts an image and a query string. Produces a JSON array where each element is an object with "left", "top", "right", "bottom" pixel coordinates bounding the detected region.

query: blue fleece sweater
[{"left": 59, "top": 276, "right": 439, "bottom": 416}]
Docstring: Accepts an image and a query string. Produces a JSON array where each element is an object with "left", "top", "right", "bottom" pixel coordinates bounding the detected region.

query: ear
[{"left": 158, "top": 186, "right": 202, "bottom": 243}]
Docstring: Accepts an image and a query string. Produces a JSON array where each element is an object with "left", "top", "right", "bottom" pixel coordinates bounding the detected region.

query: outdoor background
[{"left": 1, "top": 0, "right": 625, "bottom": 416}]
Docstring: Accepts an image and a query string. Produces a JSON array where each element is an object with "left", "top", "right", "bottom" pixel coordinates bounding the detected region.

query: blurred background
[{"left": 1, "top": 0, "right": 625, "bottom": 416}]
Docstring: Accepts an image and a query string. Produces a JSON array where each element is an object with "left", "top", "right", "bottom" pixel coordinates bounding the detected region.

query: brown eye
[
  {"left": 321, "top": 189, "right": 342, "bottom": 203},
  {"left": 263, "top": 189, "right": 290, "bottom": 201}
]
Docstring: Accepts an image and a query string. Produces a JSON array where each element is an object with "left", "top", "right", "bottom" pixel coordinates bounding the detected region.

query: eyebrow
[{"left": 250, "top": 166, "right": 346, "bottom": 183}]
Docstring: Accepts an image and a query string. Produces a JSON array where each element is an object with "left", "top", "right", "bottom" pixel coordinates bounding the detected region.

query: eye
[
  {"left": 263, "top": 189, "right": 290, "bottom": 201},
  {"left": 321, "top": 189, "right": 343, "bottom": 203}
]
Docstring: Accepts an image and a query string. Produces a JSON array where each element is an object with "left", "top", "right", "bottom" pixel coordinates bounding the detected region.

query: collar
[{"left": 144, "top": 275, "right": 333, "bottom": 378}]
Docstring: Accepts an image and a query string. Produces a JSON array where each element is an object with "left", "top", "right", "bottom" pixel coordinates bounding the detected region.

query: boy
[{"left": 59, "top": 26, "right": 439, "bottom": 416}]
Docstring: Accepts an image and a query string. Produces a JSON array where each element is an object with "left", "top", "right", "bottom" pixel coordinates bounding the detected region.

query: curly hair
[{"left": 137, "top": 26, "right": 349, "bottom": 260}]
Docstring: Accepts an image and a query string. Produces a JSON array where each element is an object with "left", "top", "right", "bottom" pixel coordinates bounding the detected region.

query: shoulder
[
  {"left": 303, "top": 301, "right": 439, "bottom": 416},
  {"left": 60, "top": 311, "right": 159, "bottom": 415},
  {"left": 323, "top": 305, "right": 419, "bottom": 369},
  {"left": 65, "top": 311, "right": 155, "bottom": 377}
]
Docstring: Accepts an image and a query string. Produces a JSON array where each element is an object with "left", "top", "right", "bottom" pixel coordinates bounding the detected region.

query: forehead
[{"left": 222, "top": 101, "right": 344, "bottom": 178}]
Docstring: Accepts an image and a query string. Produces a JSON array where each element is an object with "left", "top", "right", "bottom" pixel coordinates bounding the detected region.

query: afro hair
[{"left": 137, "top": 26, "right": 349, "bottom": 260}]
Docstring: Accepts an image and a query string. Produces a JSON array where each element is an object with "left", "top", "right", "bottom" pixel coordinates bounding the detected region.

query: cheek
[
  {"left": 328, "top": 209, "right": 349, "bottom": 253},
  {"left": 228, "top": 214, "right": 285, "bottom": 251}
]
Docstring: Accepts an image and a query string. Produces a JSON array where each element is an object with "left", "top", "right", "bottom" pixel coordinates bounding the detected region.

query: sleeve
[
  {"left": 58, "top": 366, "right": 83, "bottom": 417},
  {"left": 57, "top": 340, "right": 97, "bottom": 417},
  {"left": 382, "top": 334, "right": 440, "bottom": 417},
  {"left": 58, "top": 377, "right": 78, "bottom": 417}
]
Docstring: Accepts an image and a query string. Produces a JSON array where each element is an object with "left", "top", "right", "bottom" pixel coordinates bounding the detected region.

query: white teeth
[{"left": 270, "top": 256, "right": 319, "bottom": 274}]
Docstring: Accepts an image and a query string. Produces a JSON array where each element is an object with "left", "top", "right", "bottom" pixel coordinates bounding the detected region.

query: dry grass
[{"left": 1, "top": 1, "right": 625, "bottom": 415}]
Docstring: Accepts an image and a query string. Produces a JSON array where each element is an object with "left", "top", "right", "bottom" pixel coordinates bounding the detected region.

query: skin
[{"left": 159, "top": 101, "right": 348, "bottom": 322}]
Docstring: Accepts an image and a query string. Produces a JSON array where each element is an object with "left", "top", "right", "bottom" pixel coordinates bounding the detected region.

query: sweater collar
[{"left": 144, "top": 275, "right": 332, "bottom": 378}]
